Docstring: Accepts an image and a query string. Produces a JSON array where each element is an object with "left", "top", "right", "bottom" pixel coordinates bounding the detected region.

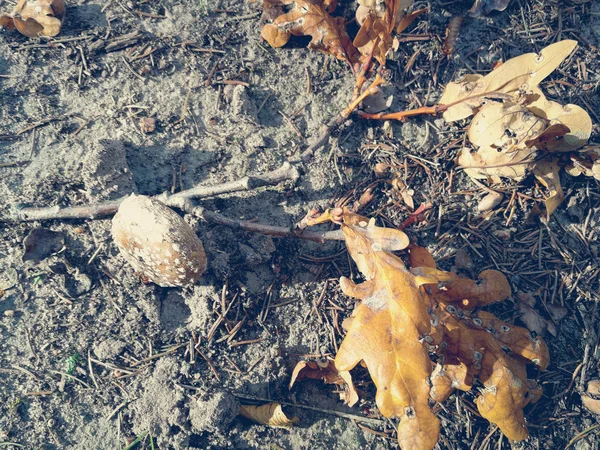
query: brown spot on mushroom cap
[{"left": 111, "top": 194, "right": 207, "bottom": 287}]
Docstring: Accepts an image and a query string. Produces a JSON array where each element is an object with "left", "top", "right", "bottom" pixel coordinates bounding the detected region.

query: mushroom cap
[{"left": 111, "top": 194, "right": 207, "bottom": 287}]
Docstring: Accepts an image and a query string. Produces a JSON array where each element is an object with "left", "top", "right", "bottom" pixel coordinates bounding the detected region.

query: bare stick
[
  {"left": 162, "top": 199, "right": 345, "bottom": 244},
  {"left": 296, "top": 75, "right": 386, "bottom": 162},
  {"left": 358, "top": 104, "right": 447, "bottom": 121},
  {"left": 7, "top": 163, "right": 300, "bottom": 222}
]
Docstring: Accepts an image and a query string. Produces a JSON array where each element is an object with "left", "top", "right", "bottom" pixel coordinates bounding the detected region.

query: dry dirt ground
[{"left": 1, "top": 0, "right": 600, "bottom": 449}]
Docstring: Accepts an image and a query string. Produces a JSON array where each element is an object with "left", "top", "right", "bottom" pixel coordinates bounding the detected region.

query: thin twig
[
  {"left": 186, "top": 206, "right": 346, "bottom": 244},
  {"left": 296, "top": 75, "right": 385, "bottom": 162},
  {"left": 6, "top": 163, "right": 300, "bottom": 222}
]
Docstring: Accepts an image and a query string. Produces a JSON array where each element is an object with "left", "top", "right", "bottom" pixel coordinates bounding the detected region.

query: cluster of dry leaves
[
  {"left": 292, "top": 208, "right": 549, "bottom": 450},
  {"left": 440, "top": 40, "right": 594, "bottom": 217},
  {"left": 0, "top": 0, "right": 65, "bottom": 37},
  {"left": 5, "top": 0, "right": 598, "bottom": 446},
  {"left": 259, "top": 1, "right": 596, "bottom": 217},
  {"left": 259, "top": 0, "right": 426, "bottom": 120},
  {"left": 260, "top": 0, "right": 415, "bottom": 68}
]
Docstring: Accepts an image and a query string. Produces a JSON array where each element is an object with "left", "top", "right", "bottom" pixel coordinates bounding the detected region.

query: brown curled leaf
[
  {"left": 261, "top": 0, "right": 359, "bottom": 64},
  {"left": 442, "top": 16, "right": 463, "bottom": 56},
  {"left": 524, "top": 123, "right": 570, "bottom": 150},
  {"left": 354, "top": 0, "right": 414, "bottom": 65},
  {"left": 239, "top": 403, "right": 299, "bottom": 429},
  {"left": 289, "top": 357, "right": 359, "bottom": 406},
  {"left": 1, "top": 0, "right": 65, "bottom": 37},
  {"left": 533, "top": 157, "right": 564, "bottom": 219}
]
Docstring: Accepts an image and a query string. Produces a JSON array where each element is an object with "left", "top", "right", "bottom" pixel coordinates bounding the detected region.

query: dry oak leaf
[
  {"left": 261, "top": 0, "right": 359, "bottom": 64},
  {"left": 306, "top": 209, "right": 549, "bottom": 449},
  {"left": 439, "top": 40, "right": 578, "bottom": 122},
  {"left": 289, "top": 357, "right": 359, "bottom": 405},
  {"left": 457, "top": 102, "right": 547, "bottom": 182},
  {"left": 412, "top": 268, "right": 547, "bottom": 442},
  {"left": 0, "top": 0, "right": 65, "bottom": 37},
  {"left": 354, "top": 0, "right": 414, "bottom": 65},
  {"left": 565, "top": 145, "right": 600, "bottom": 180},
  {"left": 526, "top": 88, "right": 592, "bottom": 152},
  {"left": 239, "top": 403, "right": 299, "bottom": 429},
  {"left": 455, "top": 73, "right": 591, "bottom": 216}
]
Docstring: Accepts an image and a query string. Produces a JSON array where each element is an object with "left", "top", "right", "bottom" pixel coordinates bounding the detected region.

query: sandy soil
[{"left": 1, "top": 0, "right": 599, "bottom": 449}]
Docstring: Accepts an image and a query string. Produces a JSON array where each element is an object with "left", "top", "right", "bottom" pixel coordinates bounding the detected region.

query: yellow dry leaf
[
  {"left": 0, "top": 0, "right": 65, "bottom": 37},
  {"left": 474, "top": 311, "right": 550, "bottom": 370},
  {"left": 430, "top": 361, "right": 472, "bottom": 403},
  {"left": 408, "top": 244, "right": 436, "bottom": 269},
  {"left": 474, "top": 338, "right": 531, "bottom": 441},
  {"left": 414, "top": 267, "right": 512, "bottom": 307},
  {"left": 440, "top": 40, "right": 578, "bottom": 122},
  {"left": 261, "top": 0, "right": 358, "bottom": 64},
  {"left": 335, "top": 215, "right": 440, "bottom": 450},
  {"left": 239, "top": 403, "right": 299, "bottom": 429},
  {"left": 533, "top": 157, "right": 564, "bottom": 218},
  {"left": 458, "top": 102, "right": 546, "bottom": 181},
  {"left": 306, "top": 211, "right": 549, "bottom": 449}
]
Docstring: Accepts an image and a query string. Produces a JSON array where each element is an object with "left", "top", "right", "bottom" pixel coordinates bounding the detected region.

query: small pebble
[
  {"left": 139, "top": 117, "right": 156, "bottom": 134},
  {"left": 477, "top": 191, "right": 504, "bottom": 213}
]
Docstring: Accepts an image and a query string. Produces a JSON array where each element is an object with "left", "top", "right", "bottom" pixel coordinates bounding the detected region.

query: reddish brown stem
[
  {"left": 358, "top": 105, "right": 447, "bottom": 121},
  {"left": 398, "top": 202, "right": 433, "bottom": 230}
]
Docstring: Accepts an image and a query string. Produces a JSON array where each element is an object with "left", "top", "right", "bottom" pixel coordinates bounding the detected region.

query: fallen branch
[
  {"left": 7, "top": 163, "right": 300, "bottom": 222},
  {"left": 358, "top": 104, "right": 446, "bottom": 121},
  {"left": 297, "top": 75, "right": 385, "bottom": 162},
  {"left": 190, "top": 206, "right": 345, "bottom": 244}
]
